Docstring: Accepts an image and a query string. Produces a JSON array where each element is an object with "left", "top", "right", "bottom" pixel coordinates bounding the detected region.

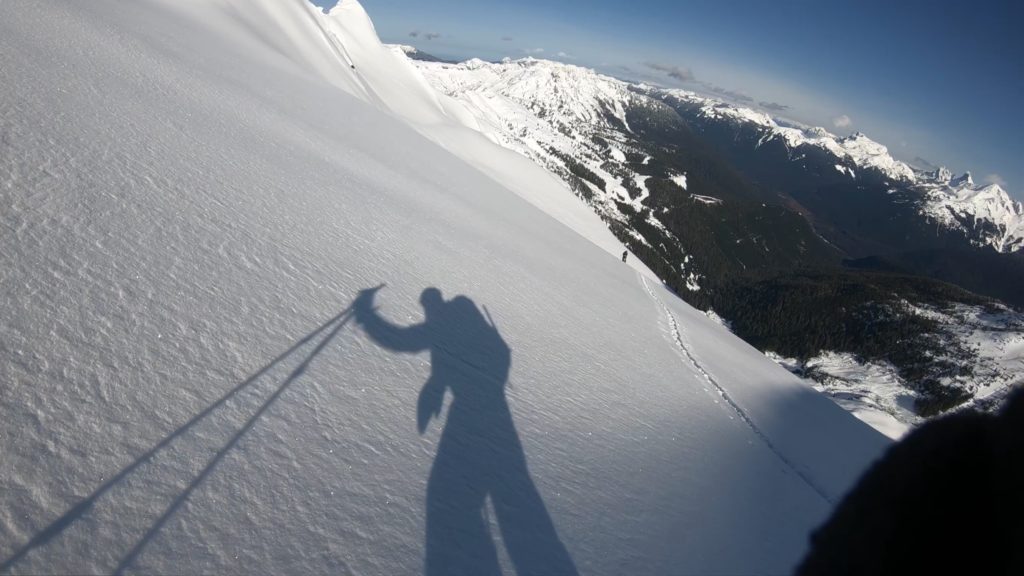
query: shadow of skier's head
[{"left": 420, "top": 287, "right": 444, "bottom": 313}]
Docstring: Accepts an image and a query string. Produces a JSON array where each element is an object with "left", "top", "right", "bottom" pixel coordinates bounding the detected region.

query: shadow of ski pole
[{"left": 113, "top": 308, "right": 355, "bottom": 574}]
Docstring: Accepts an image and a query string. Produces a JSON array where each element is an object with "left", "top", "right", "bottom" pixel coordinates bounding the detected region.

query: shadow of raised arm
[{"left": 354, "top": 286, "right": 430, "bottom": 353}]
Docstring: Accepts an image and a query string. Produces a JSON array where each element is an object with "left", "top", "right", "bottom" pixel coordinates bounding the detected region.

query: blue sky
[{"left": 314, "top": 0, "right": 1023, "bottom": 199}]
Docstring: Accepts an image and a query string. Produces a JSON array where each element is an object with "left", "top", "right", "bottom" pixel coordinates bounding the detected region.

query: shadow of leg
[
  {"left": 425, "top": 436, "right": 502, "bottom": 576},
  {"left": 490, "top": 423, "right": 578, "bottom": 576}
]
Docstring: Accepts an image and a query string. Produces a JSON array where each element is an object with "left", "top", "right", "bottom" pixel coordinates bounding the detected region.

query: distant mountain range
[
  {"left": 651, "top": 88, "right": 1024, "bottom": 255},
  {"left": 392, "top": 44, "right": 452, "bottom": 64},
  {"left": 402, "top": 53, "right": 1024, "bottom": 432}
]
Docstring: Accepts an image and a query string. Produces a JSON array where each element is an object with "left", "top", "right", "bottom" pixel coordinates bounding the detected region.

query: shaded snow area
[
  {"left": 0, "top": 1, "right": 889, "bottom": 574},
  {"left": 767, "top": 303, "right": 1024, "bottom": 440},
  {"left": 766, "top": 353, "right": 915, "bottom": 440}
]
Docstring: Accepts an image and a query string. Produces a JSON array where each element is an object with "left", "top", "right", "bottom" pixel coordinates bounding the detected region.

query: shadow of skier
[{"left": 354, "top": 286, "right": 578, "bottom": 576}]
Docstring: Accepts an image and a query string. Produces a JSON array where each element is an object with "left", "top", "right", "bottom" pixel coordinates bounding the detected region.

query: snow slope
[{"left": 1, "top": 1, "right": 888, "bottom": 574}]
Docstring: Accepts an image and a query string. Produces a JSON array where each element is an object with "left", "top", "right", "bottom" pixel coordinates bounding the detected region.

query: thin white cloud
[
  {"left": 522, "top": 47, "right": 545, "bottom": 54},
  {"left": 556, "top": 51, "right": 575, "bottom": 59},
  {"left": 984, "top": 173, "right": 1008, "bottom": 188},
  {"left": 832, "top": 114, "right": 852, "bottom": 128}
]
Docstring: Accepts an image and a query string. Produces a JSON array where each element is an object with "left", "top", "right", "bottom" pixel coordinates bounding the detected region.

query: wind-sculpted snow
[{"left": 1, "top": 1, "right": 888, "bottom": 574}]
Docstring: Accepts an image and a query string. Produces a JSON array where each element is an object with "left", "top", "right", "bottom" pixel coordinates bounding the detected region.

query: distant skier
[
  {"left": 353, "top": 286, "right": 578, "bottom": 576},
  {"left": 622, "top": 250, "right": 628, "bottom": 263}
]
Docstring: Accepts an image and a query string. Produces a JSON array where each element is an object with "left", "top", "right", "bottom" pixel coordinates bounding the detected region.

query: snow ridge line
[{"left": 639, "top": 276, "right": 834, "bottom": 504}]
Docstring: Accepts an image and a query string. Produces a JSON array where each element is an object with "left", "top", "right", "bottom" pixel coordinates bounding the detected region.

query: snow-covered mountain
[
  {"left": 410, "top": 57, "right": 1024, "bottom": 255},
  {"left": 415, "top": 58, "right": 666, "bottom": 207},
  {"left": 917, "top": 170, "right": 1024, "bottom": 253},
  {"left": 0, "top": 1, "right": 889, "bottom": 575},
  {"left": 404, "top": 55, "right": 1024, "bottom": 435},
  {"left": 656, "top": 89, "right": 1024, "bottom": 254},
  {"left": 392, "top": 44, "right": 449, "bottom": 63},
  {"left": 414, "top": 57, "right": 653, "bottom": 211},
  {"left": 413, "top": 58, "right": 710, "bottom": 287},
  {"left": 679, "top": 100, "right": 918, "bottom": 183}
]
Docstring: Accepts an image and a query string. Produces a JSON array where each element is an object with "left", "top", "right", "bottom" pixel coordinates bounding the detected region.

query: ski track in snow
[{"left": 639, "top": 275, "right": 833, "bottom": 504}]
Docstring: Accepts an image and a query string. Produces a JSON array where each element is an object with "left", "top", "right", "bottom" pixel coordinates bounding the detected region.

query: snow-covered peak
[
  {"left": 835, "top": 132, "right": 917, "bottom": 182},
  {"left": 805, "top": 126, "right": 831, "bottom": 138},
  {"left": 394, "top": 44, "right": 417, "bottom": 55},
  {"left": 414, "top": 54, "right": 1023, "bottom": 254},
  {"left": 838, "top": 132, "right": 877, "bottom": 149},
  {"left": 919, "top": 175, "right": 1024, "bottom": 252},
  {"left": 463, "top": 57, "right": 490, "bottom": 69},
  {"left": 418, "top": 57, "right": 640, "bottom": 130},
  {"left": 655, "top": 88, "right": 920, "bottom": 183},
  {"left": 950, "top": 171, "right": 974, "bottom": 187},
  {"left": 408, "top": 56, "right": 659, "bottom": 228},
  {"left": 930, "top": 166, "right": 954, "bottom": 183},
  {"left": 692, "top": 98, "right": 776, "bottom": 129},
  {"left": 657, "top": 89, "right": 1021, "bottom": 251}
]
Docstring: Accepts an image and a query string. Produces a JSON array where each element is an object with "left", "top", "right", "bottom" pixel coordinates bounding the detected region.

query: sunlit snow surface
[{"left": 1, "top": 1, "right": 888, "bottom": 574}]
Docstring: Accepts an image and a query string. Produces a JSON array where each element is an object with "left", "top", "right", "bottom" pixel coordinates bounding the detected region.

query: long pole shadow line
[
  {"left": 113, "top": 309, "right": 355, "bottom": 574},
  {"left": 0, "top": 305, "right": 353, "bottom": 573}
]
